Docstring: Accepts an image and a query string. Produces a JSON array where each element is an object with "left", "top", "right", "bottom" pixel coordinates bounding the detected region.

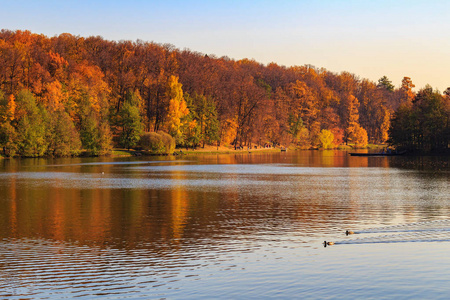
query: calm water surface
[{"left": 0, "top": 151, "right": 449, "bottom": 299}]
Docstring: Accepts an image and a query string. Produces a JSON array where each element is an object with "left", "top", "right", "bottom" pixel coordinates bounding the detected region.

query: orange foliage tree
[{"left": 1, "top": 29, "right": 443, "bottom": 156}]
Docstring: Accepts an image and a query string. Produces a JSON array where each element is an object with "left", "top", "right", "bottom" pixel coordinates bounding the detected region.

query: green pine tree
[{"left": 117, "top": 91, "right": 144, "bottom": 150}]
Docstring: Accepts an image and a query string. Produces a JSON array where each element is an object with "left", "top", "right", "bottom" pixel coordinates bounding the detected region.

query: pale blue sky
[{"left": 2, "top": 0, "right": 449, "bottom": 91}]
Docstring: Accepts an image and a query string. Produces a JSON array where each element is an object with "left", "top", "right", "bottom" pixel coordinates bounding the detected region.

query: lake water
[{"left": 0, "top": 150, "right": 449, "bottom": 299}]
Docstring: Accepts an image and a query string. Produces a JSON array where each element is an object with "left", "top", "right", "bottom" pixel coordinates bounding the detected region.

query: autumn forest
[{"left": 0, "top": 30, "right": 449, "bottom": 157}]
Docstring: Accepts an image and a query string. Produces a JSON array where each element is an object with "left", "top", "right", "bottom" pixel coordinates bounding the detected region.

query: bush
[
  {"left": 158, "top": 131, "right": 176, "bottom": 153},
  {"left": 139, "top": 132, "right": 164, "bottom": 153},
  {"left": 139, "top": 132, "right": 175, "bottom": 154}
]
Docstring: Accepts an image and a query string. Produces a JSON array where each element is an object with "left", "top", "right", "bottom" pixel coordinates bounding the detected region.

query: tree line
[
  {"left": 389, "top": 86, "right": 449, "bottom": 153},
  {"left": 0, "top": 30, "right": 448, "bottom": 157}
]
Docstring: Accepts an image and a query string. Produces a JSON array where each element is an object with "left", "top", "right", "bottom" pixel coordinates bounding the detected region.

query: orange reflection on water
[
  {"left": 169, "top": 170, "right": 190, "bottom": 243},
  {"left": 2, "top": 151, "right": 446, "bottom": 254}
]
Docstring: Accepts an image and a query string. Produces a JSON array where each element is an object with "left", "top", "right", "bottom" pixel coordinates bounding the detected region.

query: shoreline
[
  {"left": 2, "top": 144, "right": 448, "bottom": 159},
  {"left": 112, "top": 146, "right": 282, "bottom": 157}
]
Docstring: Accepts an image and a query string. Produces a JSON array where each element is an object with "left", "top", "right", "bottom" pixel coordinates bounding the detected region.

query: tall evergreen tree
[
  {"left": 185, "top": 93, "right": 220, "bottom": 147},
  {"left": 377, "top": 76, "right": 394, "bottom": 92},
  {"left": 117, "top": 90, "right": 144, "bottom": 150},
  {"left": 14, "top": 90, "right": 49, "bottom": 157},
  {"left": 47, "top": 109, "right": 81, "bottom": 156}
]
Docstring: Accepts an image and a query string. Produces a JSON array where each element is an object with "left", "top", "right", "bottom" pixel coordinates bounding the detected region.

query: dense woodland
[{"left": 0, "top": 30, "right": 448, "bottom": 157}]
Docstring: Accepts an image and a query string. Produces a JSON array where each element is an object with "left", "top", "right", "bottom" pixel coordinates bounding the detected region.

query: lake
[{"left": 0, "top": 150, "right": 449, "bottom": 299}]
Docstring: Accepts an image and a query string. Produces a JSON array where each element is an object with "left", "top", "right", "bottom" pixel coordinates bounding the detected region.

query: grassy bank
[
  {"left": 110, "top": 146, "right": 281, "bottom": 157},
  {"left": 174, "top": 147, "right": 281, "bottom": 155},
  {"left": 90, "top": 144, "right": 389, "bottom": 158},
  {"left": 0, "top": 144, "right": 388, "bottom": 159}
]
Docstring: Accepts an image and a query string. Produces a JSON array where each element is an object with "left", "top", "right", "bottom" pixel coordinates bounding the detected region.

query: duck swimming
[{"left": 323, "top": 241, "right": 334, "bottom": 247}]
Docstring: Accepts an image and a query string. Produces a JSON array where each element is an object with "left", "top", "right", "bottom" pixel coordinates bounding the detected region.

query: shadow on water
[{"left": 389, "top": 155, "right": 449, "bottom": 172}]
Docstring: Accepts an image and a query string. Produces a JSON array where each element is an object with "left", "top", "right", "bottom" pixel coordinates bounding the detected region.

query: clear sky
[{"left": 2, "top": 0, "right": 449, "bottom": 91}]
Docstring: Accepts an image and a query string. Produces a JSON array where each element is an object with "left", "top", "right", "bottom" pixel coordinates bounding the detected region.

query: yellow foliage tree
[
  {"left": 297, "top": 127, "right": 311, "bottom": 149},
  {"left": 319, "top": 129, "right": 334, "bottom": 149},
  {"left": 166, "top": 75, "right": 189, "bottom": 142},
  {"left": 380, "top": 109, "right": 390, "bottom": 143},
  {"left": 349, "top": 124, "right": 368, "bottom": 148},
  {"left": 6, "top": 94, "right": 16, "bottom": 121},
  {"left": 0, "top": 94, "right": 16, "bottom": 122},
  {"left": 220, "top": 118, "right": 238, "bottom": 146}
]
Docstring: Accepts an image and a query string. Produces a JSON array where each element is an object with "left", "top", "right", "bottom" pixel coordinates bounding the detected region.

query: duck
[{"left": 323, "top": 241, "right": 334, "bottom": 247}]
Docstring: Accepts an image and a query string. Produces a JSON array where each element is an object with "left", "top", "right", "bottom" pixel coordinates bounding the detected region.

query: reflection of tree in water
[{"left": 0, "top": 153, "right": 448, "bottom": 254}]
